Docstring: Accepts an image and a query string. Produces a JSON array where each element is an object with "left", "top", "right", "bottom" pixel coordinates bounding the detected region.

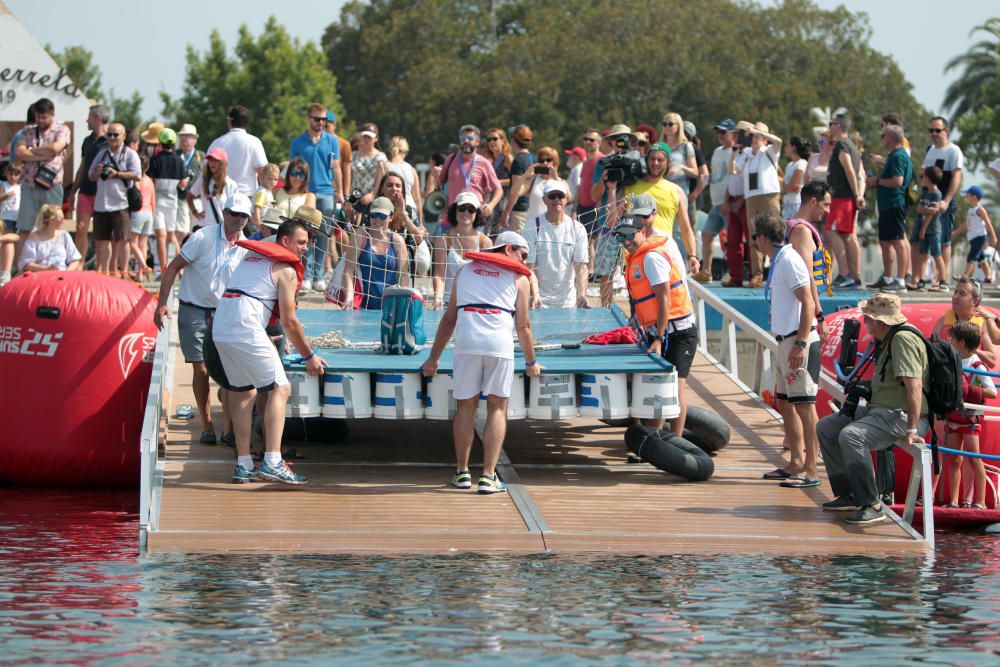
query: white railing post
[
  {"left": 920, "top": 446, "right": 936, "bottom": 548},
  {"left": 696, "top": 297, "right": 708, "bottom": 352}
]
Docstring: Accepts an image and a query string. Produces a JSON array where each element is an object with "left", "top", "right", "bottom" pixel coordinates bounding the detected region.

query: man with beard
[{"left": 434, "top": 124, "right": 502, "bottom": 220}]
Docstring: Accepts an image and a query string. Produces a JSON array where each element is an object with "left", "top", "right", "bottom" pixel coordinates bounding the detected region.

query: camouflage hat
[{"left": 858, "top": 293, "right": 906, "bottom": 326}]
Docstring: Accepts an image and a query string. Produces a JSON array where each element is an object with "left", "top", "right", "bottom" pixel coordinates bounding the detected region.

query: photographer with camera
[
  {"left": 730, "top": 121, "right": 783, "bottom": 289},
  {"left": 88, "top": 122, "right": 141, "bottom": 275},
  {"left": 817, "top": 293, "right": 929, "bottom": 525},
  {"left": 14, "top": 98, "right": 70, "bottom": 249}
]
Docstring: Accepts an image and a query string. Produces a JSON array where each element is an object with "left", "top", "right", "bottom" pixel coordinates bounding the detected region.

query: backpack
[{"left": 380, "top": 286, "right": 426, "bottom": 354}]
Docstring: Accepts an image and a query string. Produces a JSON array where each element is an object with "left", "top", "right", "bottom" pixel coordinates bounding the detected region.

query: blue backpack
[{"left": 380, "top": 287, "right": 427, "bottom": 354}]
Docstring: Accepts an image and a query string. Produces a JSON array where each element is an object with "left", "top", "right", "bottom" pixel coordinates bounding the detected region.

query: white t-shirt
[
  {"left": 567, "top": 163, "right": 582, "bottom": 213},
  {"left": 0, "top": 181, "right": 19, "bottom": 221},
  {"left": 206, "top": 128, "right": 268, "bottom": 197},
  {"left": 782, "top": 158, "right": 807, "bottom": 204},
  {"left": 524, "top": 213, "right": 589, "bottom": 307},
  {"left": 962, "top": 353, "right": 996, "bottom": 416},
  {"left": 212, "top": 252, "right": 279, "bottom": 343},
  {"left": 967, "top": 204, "right": 988, "bottom": 239},
  {"left": 742, "top": 144, "right": 782, "bottom": 198},
  {"left": 643, "top": 248, "right": 695, "bottom": 332},
  {"left": 767, "top": 244, "right": 812, "bottom": 335},
  {"left": 189, "top": 175, "right": 240, "bottom": 224},
  {"left": 709, "top": 146, "right": 733, "bottom": 206},
  {"left": 454, "top": 261, "right": 519, "bottom": 358},
  {"left": 923, "top": 143, "right": 964, "bottom": 197},
  {"left": 728, "top": 148, "right": 748, "bottom": 197},
  {"left": 525, "top": 177, "right": 570, "bottom": 222},
  {"left": 177, "top": 223, "right": 249, "bottom": 308}
]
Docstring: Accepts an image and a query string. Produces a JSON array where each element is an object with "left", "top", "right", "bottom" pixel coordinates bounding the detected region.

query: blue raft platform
[{"left": 697, "top": 284, "right": 872, "bottom": 331}]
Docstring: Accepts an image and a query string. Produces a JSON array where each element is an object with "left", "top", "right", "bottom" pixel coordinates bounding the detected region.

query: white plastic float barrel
[
  {"left": 374, "top": 372, "right": 424, "bottom": 419},
  {"left": 578, "top": 372, "right": 629, "bottom": 419},
  {"left": 476, "top": 373, "right": 526, "bottom": 420},
  {"left": 630, "top": 371, "right": 680, "bottom": 420},
  {"left": 424, "top": 372, "right": 456, "bottom": 420},
  {"left": 322, "top": 371, "right": 373, "bottom": 418},
  {"left": 286, "top": 371, "right": 321, "bottom": 418},
  {"left": 528, "top": 373, "right": 577, "bottom": 420}
]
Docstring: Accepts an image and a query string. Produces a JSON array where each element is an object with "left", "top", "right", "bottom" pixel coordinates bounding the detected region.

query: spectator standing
[
  {"left": 564, "top": 147, "right": 586, "bottom": 218},
  {"left": 685, "top": 122, "right": 708, "bottom": 223},
  {"left": 660, "top": 112, "right": 698, "bottom": 197},
  {"left": 787, "top": 181, "right": 832, "bottom": 343},
  {"left": 740, "top": 122, "right": 783, "bottom": 288},
  {"left": 17, "top": 204, "right": 82, "bottom": 273},
  {"left": 722, "top": 121, "right": 753, "bottom": 287},
  {"left": 499, "top": 125, "right": 535, "bottom": 233},
  {"left": 351, "top": 123, "right": 389, "bottom": 208},
  {"left": 480, "top": 127, "right": 512, "bottom": 233},
  {"left": 206, "top": 106, "right": 268, "bottom": 197},
  {"left": 518, "top": 146, "right": 571, "bottom": 223},
  {"left": 149, "top": 127, "right": 186, "bottom": 272},
  {"left": 0, "top": 164, "right": 21, "bottom": 235},
  {"left": 806, "top": 130, "right": 832, "bottom": 183},
  {"left": 431, "top": 190, "right": 494, "bottom": 309},
  {"left": 912, "top": 166, "right": 947, "bottom": 292},
  {"left": 923, "top": 116, "right": 965, "bottom": 283},
  {"left": 591, "top": 125, "right": 637, "bottom": 304},
  {"left": 575, "top": 128, "right": 605, "bottom": 240},
  {"left": 70, "top": 104, "right": 109, "bottom": 259},
  {"left": 826, "top": 114, "right": 865, "bottom": 288},
  {"left": 695, "top": 119, "right": 736, "bottom": 283},
  {"left": 187, "top": 147, "right": 239, "bottom": 232},
  {"left": 14, "top": 98, "right": 70, "bottom": 243},
  {"left": 174, "top": 124, "right": 203, "bottom": 243},
  {"left": 7, "top": 103, "right": 34, "bottom": 169},
  {"left": 437, "top": 125, "right": 503, "bottom": 224},
  {"left": 866, "top": 124, "right": 912, "bottom": 291},
  {"left": 379, "top": 136, "right": 423, "bottom": 226},
  {"left": 325, "top": 111, "right": 352, "bottom": 201},
  {"left": 523, "top": 180, "right": 589, "bottom": 308},
  {"left": 952, "top": 185, "right": 997, "bottom": 280},
  {"left": 376, "top": 171, "right": 426, "bottom": 286},
  {"left": 88, "top": 122, "right": 140, "bottom": 275},
  {"left": 128, "top": 155, "right": 155, "bottom": 280},
  {"left": 782, "top": 136, "right": 810, "bottom": 219}
]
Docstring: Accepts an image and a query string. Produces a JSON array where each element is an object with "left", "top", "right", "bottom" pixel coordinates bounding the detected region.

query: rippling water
[{"left": 2, "top": 489, "right": 1000, "bottom": 665}]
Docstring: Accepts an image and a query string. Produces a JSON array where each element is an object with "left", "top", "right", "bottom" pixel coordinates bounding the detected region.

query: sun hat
[
  {"left": 735, "top": 120, "right": 755, "bottom": 134},
  {"left": 605, "top": 124, "right": 636, "bottom": 141},
  {"left": 454, "top": 191, "right": 481, "bottom": 209},
  {"left": 141, "top": 122, "right": 165, "bottom": 144},
  {"left": 259, "top": 207, "right": 283, "bottom": 229},
  {"left": 489, "top": 230, "right": 529, "bottom": 251},
  {"left": 177, "top": 123, "right": 198, "bottom": 137},
  {"left": 858, "top": 293, "right": 906, "bottom": 326},
  {"left": 281, "top": 205, "right": 330, "bottom": 238},
  {"left": 751, "top": 121, "right": 771, "bottom": 135},
  {"left": 205, "top": 146, "right": 229, "bottom": 162},
  {"left": 359, "top": 129, "right": 377, "bottom": 139},
  {"left": 157, "top": 128, "right": 177, "bottom": 146},
  {"left": 370, "top": 196, "right": 394, "bottom": 216},
  {"left": 630, "top": 194, "right": 657, "bottom": 216},
  {"left": 223, "top": 193, "right": 252, "bottom": 217},
  {"left": 543, "top": 180, "right": 568, "bottom": 197}
]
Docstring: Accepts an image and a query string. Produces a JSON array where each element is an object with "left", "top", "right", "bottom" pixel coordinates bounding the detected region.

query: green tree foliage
[
  {"left": 108, "top": 90, "right": 145, "bottom": 134},
  {"left": 44, "top": 44, "right": 102, "bottom": 100},
  {"left": 946, "top": 19, "right": 1000, "bottom": 169},
  {"left": 322, "top": 0, "right": 928, "bottom": 160},
  {"left": 161, "top": 17, "right": 345, "bottom": 161}
]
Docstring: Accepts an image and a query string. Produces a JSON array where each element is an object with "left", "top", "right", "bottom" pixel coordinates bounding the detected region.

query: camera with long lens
[
  {"left": 602, "top": 151, "right": 647, "bottom": 186},
  {"left": 840, "top": 381, "right": 872, "bottom": 418},
  {"left": 100, "top": 164, "right": 114, "bottom": 180},
  {"left": 836, "top": 318, "right": 871, "bottom": 418}
]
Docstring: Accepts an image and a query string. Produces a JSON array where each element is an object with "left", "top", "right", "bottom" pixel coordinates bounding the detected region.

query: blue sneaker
[
  {"left": 256, "top": 460, "right": 309, "bottom": 485},
  {"left": 232, "top": 463, "right": 258, "bottom": 484},
  {"left": 477, "top": 473, "right": 507, "bottom": 494}
]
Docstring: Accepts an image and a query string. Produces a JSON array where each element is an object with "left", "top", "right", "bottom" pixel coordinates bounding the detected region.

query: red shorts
[
  {"left": 828, "top": 197, "right": 857, "bottom": 234},
  {"left": 76, "top": 193, "right": 96, "bottom": 221}
]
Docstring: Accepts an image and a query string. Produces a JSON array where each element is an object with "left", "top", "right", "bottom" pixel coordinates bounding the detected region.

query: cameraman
[
  {"left": 89, "top": 122, "right": 141, "bottom": 275},
  {"left": 591, "top": 125, "right": 639, "bottom": 306},
  {"left": 816, "top": 293, "right": 929, "bottom": 525}
]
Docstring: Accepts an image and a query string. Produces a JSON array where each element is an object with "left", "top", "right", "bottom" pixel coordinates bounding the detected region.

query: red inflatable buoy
[{"left": 0, "top": 272, "right": 157, "bottom": 487}]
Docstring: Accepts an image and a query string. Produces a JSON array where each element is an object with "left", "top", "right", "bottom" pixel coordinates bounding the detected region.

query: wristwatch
[
  {"left": 794, "top": 339, "right": 808, "bottom": 349},
  {"left": 651, "top": 334, "right": 664, "bottom": 342}
]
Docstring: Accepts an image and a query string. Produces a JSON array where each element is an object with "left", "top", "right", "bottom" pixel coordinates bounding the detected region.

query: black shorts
[
  {"left": 664, "top": 326, "right": 698, "bottom": 379},
  {"left": 878, "top": 206, "right": 907, "bottom": 242}
]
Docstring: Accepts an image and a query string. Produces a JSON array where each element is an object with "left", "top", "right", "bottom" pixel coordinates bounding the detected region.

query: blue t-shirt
[
  {"left": 289, "top": 131, "right": 340, "bottom": 195},
  {"left": 876, "top": 147, "right": 910, "bottom": 211}
]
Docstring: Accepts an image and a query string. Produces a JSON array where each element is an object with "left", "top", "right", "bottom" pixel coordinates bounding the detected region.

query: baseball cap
[
  {"left": 647, "top": 141, "right": 672, "bottom": 157},
  {"left": 613, "top": 216, "right": 644, "bottom": 235},
  {"left": 455, "top": 190, "right": 481, "bottom": 209},
  {"left": 564, "top": 147, "right": 586, "bottom": 161},
  {"left": 964, "top": 185, "right": 985, "bottom": 199},
  {"left": 683, "top": 121, "right": 697, "bottom": 140},
  {"left": 158, "top": 128, "right": 177, "bottom": 146},
  {"left": 543, "top": 180, "right": 568, "bottom": 197},
  {"left": 714, "top": 118, "right": 736, "bottom": 132},
  {"left": 325, "top": 110, "right": 337, "bottom": 122},
  {"left": 223, "top": 193, "right": 252, "bottom": 217},
  {"left": 630, "top": 194, "right": 657, "bottom": 216},
  {"left": 206, "top": 146, "right": 228, "bottom": 162},
  {"left": 490, "top": 230, "right": 529, "bottom": 251},
  {"left": 370, "top": 196, "right": 394, "bottom": 216}
]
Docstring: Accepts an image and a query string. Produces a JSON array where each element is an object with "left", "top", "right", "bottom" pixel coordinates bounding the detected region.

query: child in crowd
[
  {"left": 912, "top": 165, "right": 947, "bottom": 292},
  {"left": 951, "top": 185, "right": 996, "bottom": 282},
  {"left": 128, "top": 154, "right": 155, "bottom": 280},
  {"left": 945, "top": 321, "right": 998, "bottom": 509},
  {"left": 0, "top": 164, "right": 21, "bottom": 234},
  {"left": 253, "top": 163, "right": 280, "bottom": 230}
]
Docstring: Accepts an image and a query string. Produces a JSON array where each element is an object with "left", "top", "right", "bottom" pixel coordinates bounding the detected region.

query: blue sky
[{"left": 6, "top": 0, "right": 989, "bottom": 125}]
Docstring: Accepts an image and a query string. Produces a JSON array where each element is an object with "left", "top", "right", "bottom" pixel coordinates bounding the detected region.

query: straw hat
[
  {"left": 141, "top": 122, "right": 165, "bottom": 144},
  {"left": 281, "top": 205, "right": 330, "bottom": 238},
  {"left": 751, "top": 121, "right": 771, "bottom": 135},
  {"left": 177, "top": 123, "right": 198, "bottom": 137},
  {"left": 858, "top": 293, "right": 906, "bottom": 326}
]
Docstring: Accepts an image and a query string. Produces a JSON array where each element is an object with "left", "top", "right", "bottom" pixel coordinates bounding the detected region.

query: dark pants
[{"left": 725, "top": 196, "right": 748, "bottom": 282}]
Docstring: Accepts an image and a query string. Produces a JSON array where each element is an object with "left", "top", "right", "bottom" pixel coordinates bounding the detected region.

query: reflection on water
[{"left": 2, "top": 489, "right": 1000, "bottom": 664}]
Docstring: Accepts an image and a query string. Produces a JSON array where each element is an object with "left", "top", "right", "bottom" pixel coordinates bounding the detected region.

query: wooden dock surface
[{"left": 148, "top": 348, "right": 926, "bottom": 555}]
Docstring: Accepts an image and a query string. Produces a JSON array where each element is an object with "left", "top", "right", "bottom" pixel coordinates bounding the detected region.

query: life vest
[
  {"left": 462, "top": 251, "right": 532, "bottom": 277},
  {"left": 232, "top": 239, "right": 305, "bottom": 326},
  {"left": 786, "top": 218, "right": 832, "bottom": 296},
  {"left": 949, "top": 359, "right": 986, "bottom": 424},
  {"left": 943, "top": 310, "right": 985, "bottom": 330},
  {"left": 623, "top": 236, "right": 693, "bottom": 329}
]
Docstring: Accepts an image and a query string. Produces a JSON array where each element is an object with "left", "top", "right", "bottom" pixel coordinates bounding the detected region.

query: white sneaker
[
  {"left": 300, "top": 280, "right": 313, "bottom": 292},
  {"left": 313, "top": 279, "right": 327, "bottom": 291}
]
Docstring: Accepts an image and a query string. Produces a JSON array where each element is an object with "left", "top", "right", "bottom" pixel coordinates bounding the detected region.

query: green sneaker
[
  {"left": 477, "top": 473, "right": 507, "bottom": 495},
  {"left": 452, "top": 469, "right": 472, "bottom": 489}
]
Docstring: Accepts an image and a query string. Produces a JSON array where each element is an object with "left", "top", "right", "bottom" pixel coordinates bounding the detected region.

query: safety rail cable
[
  {"left": 139, "top": 294, "right": 174, "bottom": 547},
  {"left": 687, "top": 281, "right": 934, "bottom": 549}
]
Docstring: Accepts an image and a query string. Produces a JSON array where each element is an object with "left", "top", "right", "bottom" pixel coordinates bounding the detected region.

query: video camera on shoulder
[{"left": 602, "top": 150, "right": 647, "bottom": 186}]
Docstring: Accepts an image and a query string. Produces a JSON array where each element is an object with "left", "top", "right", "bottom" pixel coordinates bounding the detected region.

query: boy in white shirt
[
  {"left": 951, "top": 185, "right": 997, "bottom": 282},
  {"left": 0, "top": 164, "right": 22, "bottom": 233}
]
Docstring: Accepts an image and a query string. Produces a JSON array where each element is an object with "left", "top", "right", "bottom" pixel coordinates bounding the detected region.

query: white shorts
[
  {"left": 154, "top": 197, "right": 179, "bottom": 232},
  {"left": 774, "top": 330, "right": 821, "bottom": 403},
  {"left": 214, "top": 338, "right": 289, "bottom": 391},
  {"left": 452, "top": 353, "right": 514, "bottom": 400},
  {"left": 175, "top": 201, "right": 192, "bottom": 234}
]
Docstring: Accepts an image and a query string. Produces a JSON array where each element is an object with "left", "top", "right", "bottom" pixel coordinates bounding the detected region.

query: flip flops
[
  {"left": 780, "top": 476, "right": 821, "bottom": 488},
  {"left": 763, "top": 468, "right": 794, "bottom": 480}
]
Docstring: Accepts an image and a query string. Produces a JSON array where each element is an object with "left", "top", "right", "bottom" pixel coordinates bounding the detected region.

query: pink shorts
[{"left": 76, "top": 193, "right": 96, "bottom": 221}]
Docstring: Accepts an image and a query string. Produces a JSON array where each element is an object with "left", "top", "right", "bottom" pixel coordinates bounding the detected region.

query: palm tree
[{"left": 943, "top": 18, "right": 1000, "bottom": 119}]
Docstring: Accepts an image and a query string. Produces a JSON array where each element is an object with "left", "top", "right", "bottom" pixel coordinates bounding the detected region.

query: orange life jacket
[
  {"left": 463, "top": 250, "right": 533, "bottom": 277},
  {"left": 233, "top": 239, "right": 305, "bottom": 326},
  {"left": 624, "top": 237, "right": 693, "bottom": 329}
]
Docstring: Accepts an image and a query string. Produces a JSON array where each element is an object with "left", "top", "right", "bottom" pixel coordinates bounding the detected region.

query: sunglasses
[
  {"left": 538, "top": 158, "right": 554, "bottom": 163},
  {"left": 638, "top": 141, "right": 649, "bottom": 147},
  {"left": 583, "top": 137, "right": 598, "bottom": 143},
  {"left": 928, "top": 128, "right": 944, "bottom": 134},
  {"left": 546, "top": 192, "right": 566, "bottom": 200},
  {"left": 459, "top": 134, "right": 477, "bottom": 142},
  {"left": 228, "top": 212, "right": 250, "bottom": 220},
  {"left": 288, "top": 170, "right": 306, "bottom": 178},
  {"left": 456, "top": 204, "right": 478, "bottom": 213},
  {"left": 106, "top": 132, "right": 122, "bottom": 137},
  {"left": 662, "top": 122, "right": 675, "bottom": 127},
  {"left": 310, "top": 116, "right": 325, "bottom": 123},
  {"left": 486, "top": 136, "right": 500, "bottom": 142},
  {"left": 370, "top": 212, "right": 389, "bottom": 220},
  {"left": 613, "top": 230, "right": 639, "bottom": 243}
]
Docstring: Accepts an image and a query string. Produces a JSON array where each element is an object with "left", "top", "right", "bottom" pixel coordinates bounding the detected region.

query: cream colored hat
[
  {"left": 177, "top": 123, "right": 198, "bottom": 137},
  {"left": 858, "top": 293, "right": 907, "bottom": 326}
]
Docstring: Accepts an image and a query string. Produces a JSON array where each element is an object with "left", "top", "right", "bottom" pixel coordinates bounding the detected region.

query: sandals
[
  {"left": 763, "top": 468, "right": 794, "bottom": 480},
  {"left": 748, "top": 275, "right": 764, "bottom": 289},
  {"left": 780, "top": 476, "right": 821, "bottom": 488}
]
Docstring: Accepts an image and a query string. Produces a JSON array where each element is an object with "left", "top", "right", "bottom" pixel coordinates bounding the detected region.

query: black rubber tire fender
[
  {"left": 682, "top": 405, "right": 730, "bottom": 453},
  {"left": 625, "top": 425, "right": 715, "bottom": 482}
]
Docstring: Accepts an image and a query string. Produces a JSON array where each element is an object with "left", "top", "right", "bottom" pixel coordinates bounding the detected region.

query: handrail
[
  {"left": 689, "top": 281, "right": 934, "bottom": 549},
  {"left": 139, "top": 294, "right": 174, "bottom": 548}
]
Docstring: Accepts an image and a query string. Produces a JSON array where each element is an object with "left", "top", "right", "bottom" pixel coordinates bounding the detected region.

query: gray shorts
[
  {"left": 178, "top": 302, "right": 214, "bottom": 363},
  {"left": 16, "top": 184, "right": 63, "bottom": 232},
  {"left": 702, "top": 205, "right": 726, "bottom": 235}
]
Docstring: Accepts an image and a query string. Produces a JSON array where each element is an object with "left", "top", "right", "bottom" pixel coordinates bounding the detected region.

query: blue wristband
[
  {"left": 525, "top": 359, "right": 537, "bottom": 367},
  {"left": 302, "top": 352, "right": 315, "bottom": 362}
]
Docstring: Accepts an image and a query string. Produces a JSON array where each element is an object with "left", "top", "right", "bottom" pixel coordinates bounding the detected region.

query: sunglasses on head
[
  {"left": 370, "top": 212, "right": 389, "bottom": 220},
  {"left": 288, "top": 170, "right": 306, "bottom": 178},
  {"left": 456, "top": 204, "right": 477, "bottom": 213},
  {"left": 459, "top": 134, "right": 477, "bottom": 142}
]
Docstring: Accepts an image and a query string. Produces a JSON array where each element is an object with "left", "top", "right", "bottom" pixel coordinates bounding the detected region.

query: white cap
[
  {"left": 491, "top": 230, "right": 529, "bottom": 251},
  {"left": 223, "top": 193, "right": 252, "bottom": 216},
  {"left": 543, "top": 180, "right": 568, "bottom": 197},
  {"left": 455, "top": 190, "right": 481, "bottom": 209},
  {"left": 370, "top": 196, "right": 394, "bottom": 216}
]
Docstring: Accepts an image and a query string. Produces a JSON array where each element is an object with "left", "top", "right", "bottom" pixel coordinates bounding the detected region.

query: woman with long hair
[
  {"left": 374, "top": 135, "right": 424, "bottom": 226},
  {"left": 351, "top": 122, "right": 389, "bottom": 209},
  {"left": 429, "top": 191, "right": 493, "bottom": 310},
  {"left": 186, "top": 147, "right": 238, "bottom": 232},
  {"left": 274, "top": 158, "right": 317, "bottom": 219},
  {"left": 480, "top": 127, "right": 513, "bottom": 233},
  {"left": 661, "top": 112, "right": 699, "bottom": 195},
  {"left": 17, "top": 204, "right": 82, "bottom": 273},
  {"left": 806, "top": 129, "right": 832, "bottom": 183},
  {"left": 511, "top": 145, "right": 571, "bottom": 223},
  {"left": 376, "top": 171, "right": 427, "bottom": 283},
  {"left": 782, "top": 136, "right": 812, "bottom": 218},
  {"left": 341, "top": 195, "right": 409, "bottom": 310}
]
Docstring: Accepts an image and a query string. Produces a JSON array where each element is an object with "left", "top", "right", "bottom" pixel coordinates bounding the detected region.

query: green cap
[
  {"left": 648, "top": 141, "right": 671, "bottom": 157},
  {"left": 158, "top": 128, "right": 177, "bottom": 146}
]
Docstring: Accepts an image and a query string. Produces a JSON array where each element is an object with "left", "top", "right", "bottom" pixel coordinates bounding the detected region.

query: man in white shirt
[
  {"left": 206, "top": 106, "right": 268, "bottom": 198},
  {"left": 753, "top": 212, "right": 820, "bottom": 489},
  {"left": 923, "top": 116, "right": 964, "bottom": 284},
  {"left": 523, "top": 180, "right": 589, "bottom": 308},
  {"left": 694, "top": 119, "right": 736, "bottom": 282},
  {"left": 154, "top": 193, "right": 251, "bottom": 446}
]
